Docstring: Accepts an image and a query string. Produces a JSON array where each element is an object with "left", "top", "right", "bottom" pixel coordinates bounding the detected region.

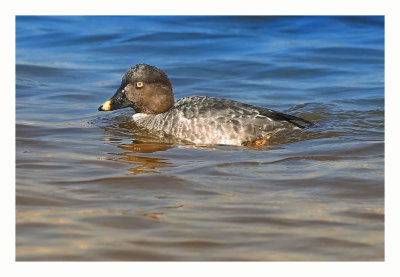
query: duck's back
[{"left": 132, "top": 96, "right": 310, "bottom": 145}]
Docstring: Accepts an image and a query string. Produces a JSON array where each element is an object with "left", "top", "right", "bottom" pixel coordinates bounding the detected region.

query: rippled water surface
[{"left": 16, "top": 16, "right": 384, "bottom": 261}]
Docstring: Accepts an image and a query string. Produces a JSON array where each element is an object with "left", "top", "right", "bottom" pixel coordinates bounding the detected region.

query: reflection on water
[
  {"left": 16, "top": 16, "right": 384, "bottom": 261},
  {"left": 99, "top": 115, "right": 176, "bottom": 175},
  {"left": 114, "top": 143, "right": 175, "bottom": 175}
]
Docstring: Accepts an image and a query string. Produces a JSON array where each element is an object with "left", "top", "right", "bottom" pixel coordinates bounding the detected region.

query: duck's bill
[{"left": 98, "top": 87, "right": 132, "bottom": 111}]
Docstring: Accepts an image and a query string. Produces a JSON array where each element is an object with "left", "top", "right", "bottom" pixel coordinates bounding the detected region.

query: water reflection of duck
[
  {"left": 114, "top": 143, "right": 174, "bottom": 175},
  {"left": 99, "top": 64, "right": 313, "bottom": 146}
]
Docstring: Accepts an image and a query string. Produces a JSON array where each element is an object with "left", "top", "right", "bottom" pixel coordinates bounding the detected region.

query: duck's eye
[{"left": 135, "top": 82, "right": 144, "bottom": 88}]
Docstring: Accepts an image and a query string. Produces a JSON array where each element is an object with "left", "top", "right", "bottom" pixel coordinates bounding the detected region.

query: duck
[{"left": 98, "top": 64, "right": 313, "bottom": 146}]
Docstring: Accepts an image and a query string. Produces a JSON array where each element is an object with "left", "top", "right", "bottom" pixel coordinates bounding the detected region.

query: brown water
[{"left": 16, "top": 16, "right": 384, "bottom": 261}]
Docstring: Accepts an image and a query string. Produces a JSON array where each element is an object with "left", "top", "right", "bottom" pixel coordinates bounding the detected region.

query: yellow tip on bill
[{"left": 102, "top": 100, "right": 111, "bottom": 111}]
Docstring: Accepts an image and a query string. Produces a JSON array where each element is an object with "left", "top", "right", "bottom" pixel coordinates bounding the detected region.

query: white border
[{"left": 3, "top": 1, "right": 398, "bottom": 277}]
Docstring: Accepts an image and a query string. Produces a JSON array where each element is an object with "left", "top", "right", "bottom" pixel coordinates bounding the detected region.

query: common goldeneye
[{"left": 98, "top": 64, "right": 313, "bottom": 146}]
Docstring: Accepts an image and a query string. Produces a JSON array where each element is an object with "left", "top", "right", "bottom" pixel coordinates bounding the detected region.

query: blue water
[{"left": 16, "top": 16, "right": 384, "bottom": 261}]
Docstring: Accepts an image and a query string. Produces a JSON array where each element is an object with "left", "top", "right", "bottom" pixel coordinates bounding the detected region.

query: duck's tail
[{"left": 262, "top": 109, "right": 314, "bottom": 129}]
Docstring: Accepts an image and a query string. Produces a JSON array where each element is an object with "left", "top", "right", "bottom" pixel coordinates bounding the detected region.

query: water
[{"left": 15, "top": 16, "right": 384, "bottom": 261}]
